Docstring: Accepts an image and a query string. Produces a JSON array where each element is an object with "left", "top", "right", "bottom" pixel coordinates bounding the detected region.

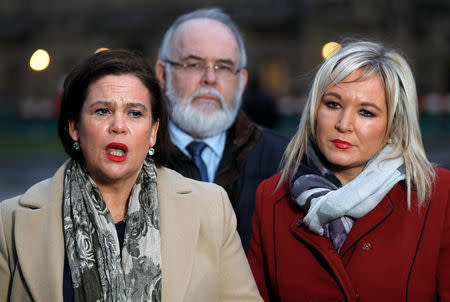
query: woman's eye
[
  {"left": 325, "top": 101, "right": 340, "bottom": 109},
  {"left": 359, "top": 109, "right": 375, "bottom": 117},
  {"left": 95, "top": 108, "right": 110, "bottom": 116},
  {"left": 129, "top": 110, "right": 143, "bottom": 118}
]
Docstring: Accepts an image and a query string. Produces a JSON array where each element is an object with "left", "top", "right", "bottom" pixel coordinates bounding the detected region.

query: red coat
[{"left": 248, "top": 167, "right": 450, "bottom": 302}]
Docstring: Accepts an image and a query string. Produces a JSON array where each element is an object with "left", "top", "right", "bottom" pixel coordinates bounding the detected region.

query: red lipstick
[
  {"left": 105, "top": 142, "right": 128, "bottom": 162},
  {"left": 332, "top": 139, "right": 352, "bottom": 149}
]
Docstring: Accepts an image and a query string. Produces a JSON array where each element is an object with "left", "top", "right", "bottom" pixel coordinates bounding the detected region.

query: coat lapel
[
  {"left": 15, "top": 165, "right": 66, "bottom": 302},
  {"left": 289, "top": 188, "right": 396, "bottom": 301},
  {"left": 340, "top": 194, "right": 395, "bottom": 258},
  {"left": 290, "top": 215, "right": 357, "bottom": 300},
  {"left": 157, "top": 167, "right": 200, "bottom": 302}
]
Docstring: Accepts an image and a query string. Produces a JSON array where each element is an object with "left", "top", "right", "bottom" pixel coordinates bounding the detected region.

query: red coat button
[{"left": 362, "top": 242, "right": 372, "bottom": 250}]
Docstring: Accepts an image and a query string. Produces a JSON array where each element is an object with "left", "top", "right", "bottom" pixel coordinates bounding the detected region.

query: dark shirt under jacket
[{"left": 167, "top": 111, "right": 289, "bottom": 252}]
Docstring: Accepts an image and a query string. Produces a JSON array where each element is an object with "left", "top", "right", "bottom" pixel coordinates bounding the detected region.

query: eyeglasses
[{"left": 164, "top": 59, "right": 242, "bottom": 80}]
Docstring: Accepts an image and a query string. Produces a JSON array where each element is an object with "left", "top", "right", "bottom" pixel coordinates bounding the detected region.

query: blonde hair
[{"left": 280, "top": 41, "right": 435, "bottom": 208}]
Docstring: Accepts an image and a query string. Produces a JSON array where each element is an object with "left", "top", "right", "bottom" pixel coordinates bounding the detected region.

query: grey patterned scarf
[
  {"left": 63, "top": 158, "right": 161, "bottom": 302},
  {"left": 290, "top": 144, "right": 405, "bottom": 252}
]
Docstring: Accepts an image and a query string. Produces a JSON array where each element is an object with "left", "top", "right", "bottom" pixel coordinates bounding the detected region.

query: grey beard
[{"left": 165, "top": 71, "right": 243, "bottom": 139}]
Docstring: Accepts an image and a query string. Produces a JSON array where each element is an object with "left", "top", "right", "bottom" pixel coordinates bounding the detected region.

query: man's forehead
[{"left": 170, "top": 18, "right": 240, "bottom": 62}]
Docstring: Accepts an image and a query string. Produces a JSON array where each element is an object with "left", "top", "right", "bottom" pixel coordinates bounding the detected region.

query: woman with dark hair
[
  {"left": 0, "top": 49, "right": 262, "bottom": 302},
  {"left": 247, "top": 41, "right": 450, "bottom": 301}
]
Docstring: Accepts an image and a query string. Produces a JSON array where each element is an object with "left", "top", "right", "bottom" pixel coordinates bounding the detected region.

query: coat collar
[
  {"left": 14, "top": 163, "right": 199, "bottom": 302},
  {"left": 215, "top": 110, "right": 262, "bottom": 185}
]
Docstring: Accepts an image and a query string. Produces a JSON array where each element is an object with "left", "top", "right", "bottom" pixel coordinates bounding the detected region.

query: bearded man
[{"left": 156, "top": 8, "right": 288, "bottom": 252}]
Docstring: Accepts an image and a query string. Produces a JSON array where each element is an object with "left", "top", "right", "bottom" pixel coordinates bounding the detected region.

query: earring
[
  {"left": 148, "top": 147, "right": 155, "bottom": 156},
  {"left": 388, "top": 138, "right": 393, "bottom": 144},
  {"left": 73, "top": 141, "right": 80, "bottom": 151}
]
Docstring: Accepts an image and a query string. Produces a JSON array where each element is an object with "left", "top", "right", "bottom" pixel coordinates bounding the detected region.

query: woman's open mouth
[{"left": 105, "top": 142, "right": 128, "bottom": 162}]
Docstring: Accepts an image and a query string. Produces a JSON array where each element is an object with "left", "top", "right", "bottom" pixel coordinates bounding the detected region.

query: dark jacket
[
  {"left": 248, "top": 168, "right": 450, "bottom": 301},
  {"left": 167, "top": 111, "right": 289, "bottom": 252}
]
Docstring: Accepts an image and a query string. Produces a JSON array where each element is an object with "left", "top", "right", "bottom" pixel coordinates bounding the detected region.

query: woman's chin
[{"left": 89, "top": 166, "right": 140, "bottom": 187}]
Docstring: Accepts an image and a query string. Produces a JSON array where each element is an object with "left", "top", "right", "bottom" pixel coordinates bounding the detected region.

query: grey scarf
[
  {"left": 63, "top": 158, "right": 162, "bottom": 302},
  {"left": 290, "top": 144, "right": 405, "bottom": 252}
]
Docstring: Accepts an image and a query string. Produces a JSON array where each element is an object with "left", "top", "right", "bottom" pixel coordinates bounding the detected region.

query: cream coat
[{"left": 0, "top": 163, "right": 262, "bottom": 302}]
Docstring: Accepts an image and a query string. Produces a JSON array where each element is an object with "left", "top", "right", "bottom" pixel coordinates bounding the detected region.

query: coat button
[{"left": 362, "top": 242, "right": 372, "bottom": 250}]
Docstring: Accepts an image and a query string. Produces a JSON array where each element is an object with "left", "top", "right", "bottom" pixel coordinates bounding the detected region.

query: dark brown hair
[{"left": 58, "top": 49, "right": 170, "bottom": 166}]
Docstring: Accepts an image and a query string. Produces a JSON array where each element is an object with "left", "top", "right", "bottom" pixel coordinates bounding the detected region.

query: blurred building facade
[
  {"left": 1, "top": 0, "right": 449, "bottom": 201},
  {"left": 0, "top": 0, "right": 449, "bottom": 118}
]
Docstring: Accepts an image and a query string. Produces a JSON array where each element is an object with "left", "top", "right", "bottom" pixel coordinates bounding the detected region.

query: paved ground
[{"left": 1, "top": 140, "right": 449, "bottom": 201}]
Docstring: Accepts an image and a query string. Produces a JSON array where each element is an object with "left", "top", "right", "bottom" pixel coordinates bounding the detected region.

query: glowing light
[
  {"left": 30, "top": 49, "right": 50, "bottom": 71},
  {"left": 321, "top": 42, "right": 341, "bottom": 59},
  {"left": 95, "top": 48, "right": 110, "bottom": 53}
]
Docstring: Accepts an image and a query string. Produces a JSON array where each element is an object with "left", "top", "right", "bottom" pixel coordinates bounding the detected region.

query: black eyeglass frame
[{"left": 163, "top": 59, "right": 243, "bottom": 75}]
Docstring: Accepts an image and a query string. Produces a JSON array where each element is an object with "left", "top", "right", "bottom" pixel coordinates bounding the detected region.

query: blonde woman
[{"left": 248, "top": 41, "right": 449, "bottom": 301}]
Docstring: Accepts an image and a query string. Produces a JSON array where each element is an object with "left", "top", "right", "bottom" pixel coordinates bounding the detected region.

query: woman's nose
[
  {"left": 335, "top": 110, "right": 354, "bottom": 132},
  {"left": 109, "top": 114, "right": 127, "bottom": 134}
]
